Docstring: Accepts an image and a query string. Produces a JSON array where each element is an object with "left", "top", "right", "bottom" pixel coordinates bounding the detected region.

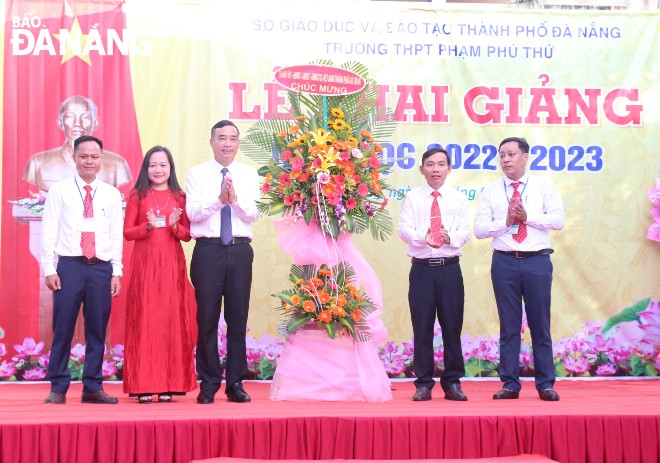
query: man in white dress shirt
[
  {"left": 474, "top": 136, "right": 565, "bottom": 402},
  {"left": 398, "top": 147, "right": 471, "bottom": 402},
  {"left": 186, "top": 120, "right": 260, "bottom": 404},
  {"left": 41, "top": 135, "right": 123, "bottom": 405}
]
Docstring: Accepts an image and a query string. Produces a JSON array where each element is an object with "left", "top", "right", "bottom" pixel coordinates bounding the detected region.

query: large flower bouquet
[
  {"left": 243, "top": 61, "right": 395, "bottom": 240},
  {"left": 272, "top": 263, "right": 376, "bottom": 341}
]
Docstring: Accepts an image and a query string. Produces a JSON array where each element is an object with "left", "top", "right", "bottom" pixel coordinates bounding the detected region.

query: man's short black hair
[
  {"left": 421, "top": 147, "right": 450, "bottom": 165},
  {"left": 74, "top": 135, "right": 103, "bottom": 152},
  {"left": 211, "top": 120, "right": 240, "bottom": 139},
  {"left": 499, "top": 137, "right": 529, "bottom": 154}
]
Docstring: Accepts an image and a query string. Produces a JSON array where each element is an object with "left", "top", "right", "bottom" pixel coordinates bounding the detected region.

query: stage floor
[{"left": 0, "top": 379, "right": 658, "bottom": 462}]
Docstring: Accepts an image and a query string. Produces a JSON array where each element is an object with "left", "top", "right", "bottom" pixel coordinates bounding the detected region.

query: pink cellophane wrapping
[{"left": 269, "top": 217, "right": 392, "bottom": 402}]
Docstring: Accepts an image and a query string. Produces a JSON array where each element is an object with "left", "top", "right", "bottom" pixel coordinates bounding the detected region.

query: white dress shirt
[
  {"left": 398, "top": 182, "right": 471, "bottom": 258},
  {"left": 473, "top": 173, "right": 565, "bottom": 251},
  {"left": 41, "top": 174, "right": 124, "bottom": 276},
  {"left": 186, "top": 158, "right": 260, "bottom": 239}
]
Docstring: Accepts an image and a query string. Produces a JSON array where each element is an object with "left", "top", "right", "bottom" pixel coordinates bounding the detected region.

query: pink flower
[
  {"left": 22, "top": 367, "right": 47, "bottom": 381},
  {"left": 0, "top": 360, "right": 17, "bottom": 379},
  {"left": 284, "top": 195, "right": 294, "bottom": 206},
  {"left": 102, "top": 360, "right": 118, "bottom": 378},
  {"left": 290, "top": 156, "right": 304, "bottom": 170},
  {"left": 637, "top": 299, "right": 660, "bottom": 344},
  {"left": 279, "top": 172, "right": 291, "bottom": 186},
  {"left": 70, "top": 343, "right": 86, "bottom": 362},
  {"left": 261, "top": 183, "right": 271, "bottom": 193},
  {"left": 38, "top": 353, "right": 50, "bottom": 369},
  {"left": 346, "top": 198, "right": 357, "bottom": 210},
  {"left": 312, "top": 158, "right": 322, "bottom": 169},
  {"left": 519, "top": 350, "right": 533, "bottom": 366},
  {"left": 13, "top": 338, "right": 44, "bottom": 359},
  {"left": 595, "top": 363, "right": 618, "bottom": 376},
  {"left": 368, "top": 155, "right": 380, "bottom": 169},
  {"left": 281, "top": 150, "right": 292, "bottom": 161},
  {"left": 654, "top": 353, "right": 660, "bottom": 371},
  {"left": 563, "top": 356, "right": 591, "bottom": 374},
  {"left": 357, "top": 184, "right": 369, "bottom": 197},
  {"left": 462, "top": 335, "right": 499, "bottom": 363},
  {"left": 317, "top": 171, "right": 330, "bottom": 184},
  {"left": 339, "top": 151, "right": 351, "bottom": 161},
  {"left": 334, "top": 175, "right": 346, "bottom": 187},
  {"left": 111, "top": 344, "right": 124, "bottom": 362},
  {"left": 351, "top": 148, "right": 363, "bottom": 159}
]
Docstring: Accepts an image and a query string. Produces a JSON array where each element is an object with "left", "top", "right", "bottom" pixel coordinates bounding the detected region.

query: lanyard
[
  {"left": 75, "top": 177, "right": 98, "bottom": 218},
  {"left": 503, "top": 178, "right": 528, "bottom": 204}
]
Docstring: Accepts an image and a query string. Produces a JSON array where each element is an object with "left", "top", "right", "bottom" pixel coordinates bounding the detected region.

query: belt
[
  {"left": 196, "top": 237, "right": 251, "bottom": 246},
  {"left": 411, "top": 256, "right": 460, "bottom": 266},
  {"left": 58, "top": 255, "right": 108, "bottom": 265},
  {"left": 494, "top": 249, "right": 554, "bottom": 259}
]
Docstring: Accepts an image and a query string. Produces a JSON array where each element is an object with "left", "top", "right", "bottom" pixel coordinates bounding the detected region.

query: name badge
[
  {"left": 78, "top": 217, "right": 96, "bottom": 232},
  {"left": 155, "top": 216, "right": 167, "bottom": 228},
  {"left": 507, "top": 224, "right": 520, "bottom": 235}
]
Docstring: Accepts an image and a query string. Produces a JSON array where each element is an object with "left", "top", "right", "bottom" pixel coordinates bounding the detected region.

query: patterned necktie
[
  {"left": 511, "top": 182, "right": 527, "bottom": 243},
  {"left": 81, "top": 185, "right": 96, "bottom": 259},
  {"left": 220, "top": 168, "right": 233, "bottom": 245},
  {"left": 430, "top": 190, "right": 443, "bottom": 244}
]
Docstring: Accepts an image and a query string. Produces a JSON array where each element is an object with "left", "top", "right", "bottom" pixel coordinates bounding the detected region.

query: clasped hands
[
  {"left": 425, "top": 227, "right": 450, "bottom": 248},
  {"left": 506, "top": 198, "right": 527, "bottom": 227},
  {"left": 218, "top": 176, "right": 236, "bottom": 205}
]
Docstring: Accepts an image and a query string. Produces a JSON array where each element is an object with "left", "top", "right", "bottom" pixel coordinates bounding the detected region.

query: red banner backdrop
[{"left": 2, "top": 0, "right": 142, "bottom": 350}]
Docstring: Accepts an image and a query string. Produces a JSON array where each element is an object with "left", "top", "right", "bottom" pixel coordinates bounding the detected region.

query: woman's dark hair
[{"left": 131, "top": 145, "right": 183, "bottom": 200}]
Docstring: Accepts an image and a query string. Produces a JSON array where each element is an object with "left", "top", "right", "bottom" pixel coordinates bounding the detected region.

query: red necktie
[
  {"left": 81, "top": 185, "right": 96, "bottom": 259},
  {"left": 511, "top": 182, "right": 527, "bottom": 243},
  {"left": 431, "top": 190, "right": 443, "bottom": 244}
]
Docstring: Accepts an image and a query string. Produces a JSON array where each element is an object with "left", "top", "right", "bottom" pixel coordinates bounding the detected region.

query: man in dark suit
[
  {"left": 474, "top": 137, "right": 565, "bottom": 401},
  {"left": 186, "top": 120, "right": 260, "bottom": 404}
]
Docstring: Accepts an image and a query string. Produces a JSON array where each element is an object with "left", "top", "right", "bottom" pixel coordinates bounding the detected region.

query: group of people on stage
[
  {"left": 39, "top": 118, "right": 564, "bottom": 405},
  {"left": 399, "top": 140, "right": 564, "bottom": 403},
  {"left": 42, "top": 120, "right": 258, "bottom": 405}
]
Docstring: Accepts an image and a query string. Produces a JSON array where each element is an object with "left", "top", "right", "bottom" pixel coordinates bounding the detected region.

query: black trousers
[
  {"left": 190, "top": 240, "right": 253, "bottom": 394},
  {"left": 47, "top": 258, "right": 112, "bottom": 394},
  {"left": 408, "top": 260, "right": 465, "bottom": 390},
  {"left": 491, "top": 252, "right": 555, "bottom": 392}
]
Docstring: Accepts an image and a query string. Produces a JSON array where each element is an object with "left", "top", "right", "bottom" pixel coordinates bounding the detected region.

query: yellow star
[{"left": 53, "top": 17, "right": 92, "bottom": 65}]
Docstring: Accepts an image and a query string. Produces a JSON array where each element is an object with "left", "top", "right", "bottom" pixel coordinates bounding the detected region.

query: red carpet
[{"left": 0, "top": 379, "right": 658, "bottom": 462}]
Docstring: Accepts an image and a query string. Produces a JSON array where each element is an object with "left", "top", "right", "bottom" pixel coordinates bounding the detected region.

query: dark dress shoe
[
  {"left": 444, "top": 383, "right": 468, "bottom": 401},
  {"left": 493, "top": 388, "right": 520, "bottom": 400},
  {"left": 412, "top": 386, "right": 432, "bottom": 401},
  {"left": 538, "top": 388, "right": 560, "bottom": 401},
  {"left": 44, "top": 392, "right": 66, "bottom": 404},
  {"left": 81, "top": 390, "right": 118, "bottom": 404},
  {"left": 197, "top": 392, "right": 215, "bottom": 404},
  {"left": 226, "top": 382, "right": 251, "bottom": 403}
]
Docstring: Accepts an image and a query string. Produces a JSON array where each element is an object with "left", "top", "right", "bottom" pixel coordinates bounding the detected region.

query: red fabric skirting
[{"left": 0, "top": 380, "right": 659, "bottom": 462}]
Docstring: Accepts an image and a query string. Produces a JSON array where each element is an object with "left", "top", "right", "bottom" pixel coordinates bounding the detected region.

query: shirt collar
[
  {"left": 75, "top": 174, "right": 98, "bottom": 190},
  {"left": 423, "top": 182, "right": 449, "bottom": 197},
  {"left": 211, "top": 158, "right": 233, "bottom": 174},
  {"left": 505, "top": 172, "right": 529, "bottom": 187}
]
